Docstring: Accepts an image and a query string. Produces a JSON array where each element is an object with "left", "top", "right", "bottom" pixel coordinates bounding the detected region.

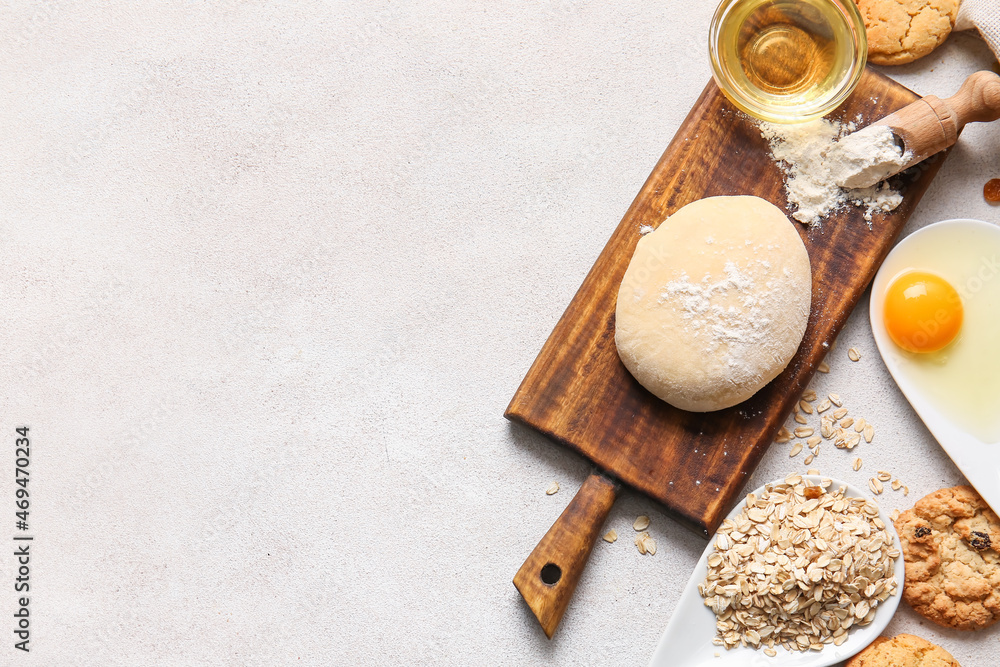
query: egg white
[{"left": 872, "top": 220, "right": 1000, "bottom": 443}]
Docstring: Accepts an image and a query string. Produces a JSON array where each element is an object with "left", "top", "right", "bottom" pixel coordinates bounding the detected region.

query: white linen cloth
[{"left": 958, "top": 0, "right": 1000, "bottom": 61}]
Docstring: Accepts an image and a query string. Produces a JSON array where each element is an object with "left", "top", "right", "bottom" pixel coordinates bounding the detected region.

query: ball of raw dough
[{"left": 615, "top": 196, "right": 811, "bottom": 412}]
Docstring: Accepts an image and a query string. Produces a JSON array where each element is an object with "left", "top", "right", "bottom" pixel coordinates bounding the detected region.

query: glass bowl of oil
[{"left": 709, "top": 0, "right": 867, "bottom": 123}]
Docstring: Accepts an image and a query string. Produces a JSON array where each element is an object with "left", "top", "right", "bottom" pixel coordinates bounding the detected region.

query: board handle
[{"left": 513, "top": 472, "right": 619, "bottom": 638}]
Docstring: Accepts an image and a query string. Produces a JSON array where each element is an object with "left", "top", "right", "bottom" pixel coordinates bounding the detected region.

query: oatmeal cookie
[
  {"left": 894, "top": 485, "right": 1000, "bottom": 630},
  {"left": 846, "top": 633, "right": 960, "bottom": 666},
  {"left": 858, "top": 0, "right": 959, "bottom": 66}
]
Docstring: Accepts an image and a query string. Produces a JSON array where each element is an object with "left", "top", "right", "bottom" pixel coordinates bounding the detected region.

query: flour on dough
[{"left": 615, "top": 196, "right": 812, "bottom": 412}]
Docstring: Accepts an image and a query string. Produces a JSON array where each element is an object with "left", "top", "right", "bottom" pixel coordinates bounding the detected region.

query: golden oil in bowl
[{"left": 709, "top": 0, "right": 867, "bottom": 123}]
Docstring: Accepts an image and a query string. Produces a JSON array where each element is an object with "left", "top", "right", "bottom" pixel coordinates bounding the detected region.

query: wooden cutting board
[{"left": 507, "top": 68, "right": 950, "bottom": 637}]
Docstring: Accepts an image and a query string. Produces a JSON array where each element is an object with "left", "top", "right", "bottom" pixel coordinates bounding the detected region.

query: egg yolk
[{"left": 883, "top": 271, "right": 963, "bottom": 353}]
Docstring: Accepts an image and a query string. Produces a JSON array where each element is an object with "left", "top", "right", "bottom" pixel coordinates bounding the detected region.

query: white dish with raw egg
[{"left": 870, "top": 218, "right": 1000, "bottom": 513}]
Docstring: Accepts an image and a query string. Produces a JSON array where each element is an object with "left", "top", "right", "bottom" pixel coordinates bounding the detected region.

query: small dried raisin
[
  {"left": 985, "top": 179, "right": 1000, "bottom": 203},
  {"left": 969, "top": 531, "right": 992, "bottom": 551},
  {"left": 804, "top": 486, "right": 823, "bottom": 500}
]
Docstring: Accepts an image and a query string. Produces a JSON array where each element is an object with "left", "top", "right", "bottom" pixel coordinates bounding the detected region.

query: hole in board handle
[{"left": 540, "top": 563, "right": 562, "bottom": 586}]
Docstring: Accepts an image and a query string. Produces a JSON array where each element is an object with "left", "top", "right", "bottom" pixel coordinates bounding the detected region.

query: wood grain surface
[
  {"left": 512, "top": 473, "right": 619, "bottom": 638},
  {"left": 506, "top": 69, "right": 949, "bottom": 538}
]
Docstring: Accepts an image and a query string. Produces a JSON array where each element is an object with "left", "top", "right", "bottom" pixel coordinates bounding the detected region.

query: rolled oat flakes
[{"left": 699, "top": 475, "right": 898, "bottom": 652}]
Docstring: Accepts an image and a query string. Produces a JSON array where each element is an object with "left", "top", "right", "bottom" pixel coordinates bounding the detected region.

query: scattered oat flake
[
  {"left": 854, "top": 418, "right": 866, "bottom": 433},
  {"left": 840, "top": 417, "right": 854, "bottom": 429},
  {"left": 863, "top": 424, "right": 874, "bottom": 443},
  {"left": 764, "top": 648, "right": 777, "bottom": 657},
  {"left": 829, "top": 394, "right": 843, "bottom": 407},
  {"left": 818, "top": 361, "right": 830, "bottom": 373},
  {"left": 790, "top": 443, "right": 803, "bottom": 457},
  {"left": 804, "top": 454, "right": 814, "bottom": 465},
  {"left": 833, "top": 407, "right": 848, "bottom": 420},
  {"left": 877, "top": 471, "right": 892, "bottom": 482},
  {"left": 546, "top": 482, "right": 560, "bottom": 495},
  {"left": 635, "top": 532, "right": 656, "bottom": 555},
  {"left": 633, "top": 515, "right": 650, "bottom": 531},
  {"left": 891, "top": 479, "right": 902, "bottom": 491},
  {"left": 806, "top": 468, "right": 820, "bottom": 475},
  {"left": 807, "top": 435, "right": 821, "bottom": 446},
  {"left": 891, "top": 509, "right": 900, "bottom": 521},
  {"left": 802, "top": 390, "right": 818, "bottom": 402},
  {"left": 904, "top": 485, "right": 909, "bottom": 496},
  {"left": 794, "top": 413, "right": 808, "bottom": 425},
  {"left": 603, "top": 529, "right": 618, "bottom": 543},
  {"left": 816, "top": 399, "right": 831, "bottom": 413},
  {"left": 794, "top": 427, "right": 814, "bottom": 438},
  {"left": 848, "top": 347, "right": 861, "bottom": 362},
  {"left": 853, "top": 457, "right": 863, "bottom": 471},
  {"left": 869, "top": 478, "right": 884, "bottom": 494},
  {"left": 800, "top": 400, "right": 814, "bottom": 414}
]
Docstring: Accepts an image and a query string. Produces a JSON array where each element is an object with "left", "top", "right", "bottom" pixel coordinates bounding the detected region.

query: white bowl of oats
[{"left": 648, "top": 474, "right": 905, "bottom": 666}]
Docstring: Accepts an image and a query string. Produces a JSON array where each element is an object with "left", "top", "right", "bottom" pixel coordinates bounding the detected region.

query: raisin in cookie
[
  {"left": 894, "top": 485, "right": 1000, "bottom": 630},
  {"left": 846, "top": 633, "right": 960, "bottom": 666},
  {"left": 858, "top": 0, "right": 959, "bottom": 66}
]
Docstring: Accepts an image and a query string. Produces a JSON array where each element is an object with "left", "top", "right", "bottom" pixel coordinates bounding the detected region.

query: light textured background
[{"left": 1, "top": 2, "right": 999, "bottom": 665}]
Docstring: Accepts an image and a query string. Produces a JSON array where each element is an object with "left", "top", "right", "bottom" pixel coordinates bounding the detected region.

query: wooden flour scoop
[{"left": 839, "top": 71, "right": 1000, "bottom": 188}]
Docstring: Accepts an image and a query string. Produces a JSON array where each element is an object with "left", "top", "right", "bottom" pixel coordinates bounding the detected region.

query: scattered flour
[{"left": 759, "top": 119, "right": 905, "bottom": 227}]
